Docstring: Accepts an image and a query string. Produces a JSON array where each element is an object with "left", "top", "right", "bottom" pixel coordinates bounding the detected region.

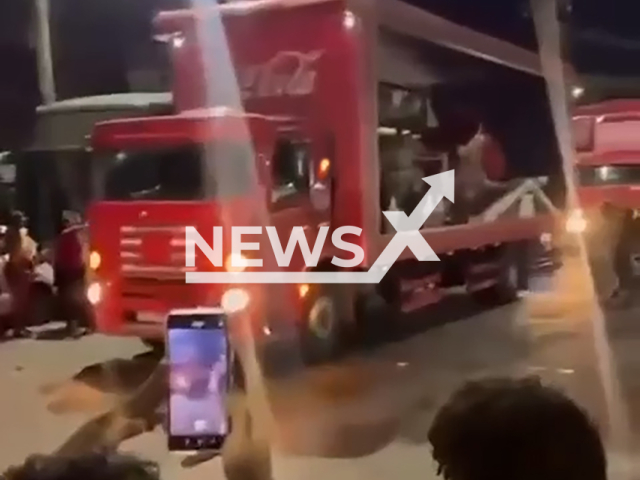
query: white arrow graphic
[
  {"left": 185, "top": 170, "right": 454, "bottom": 284},
  {"left": 383, "top": 170, "right": 455, "bottom": 232}
]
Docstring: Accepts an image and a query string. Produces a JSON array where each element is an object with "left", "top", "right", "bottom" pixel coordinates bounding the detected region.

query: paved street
[{"left": 2, "top": 272, "right": 640, "bottom": 480}]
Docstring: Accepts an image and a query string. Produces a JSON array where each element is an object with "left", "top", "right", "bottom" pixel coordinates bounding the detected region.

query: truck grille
[{"left": 119, "top": 225, "right": 190, "bottom": 280}]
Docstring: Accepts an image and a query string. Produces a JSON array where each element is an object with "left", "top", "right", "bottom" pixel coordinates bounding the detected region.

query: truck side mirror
[{"left": 256, "top": 153, "right": 272, "bottom": 207}]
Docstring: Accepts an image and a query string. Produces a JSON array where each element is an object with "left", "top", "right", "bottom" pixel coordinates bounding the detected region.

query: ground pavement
[{"left": 1, "top": 266, "right": 640, "bottom": 480}]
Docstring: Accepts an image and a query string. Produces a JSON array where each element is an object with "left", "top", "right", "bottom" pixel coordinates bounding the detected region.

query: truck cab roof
[
  {"left": 574, "top": 100, "right": 640, "bottom": 165},
  {"left": 92, "top": 107, "right": 290, "bottom": 151},
  {"left": 575, "top": 99, "right": 640, "bottom": 118},
  {"left": 28, "top": 93, "right": 174, "bottom": 152},
  {"left": 37, "top": 93, "right": 173, "bottom": 114}
]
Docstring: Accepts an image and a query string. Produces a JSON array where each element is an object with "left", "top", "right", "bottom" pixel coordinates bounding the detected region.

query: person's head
[
  {"left": 428, "top": 376, "right": 606, "bottom": 480},
  {"left": 62, "top": 210, "right": 82, "bottom": 230},
  {"left": 8, "top": 211, "right": 26, "bottom": 230},
  {"left": 3, "top": 452, "right": 159, "bottom": 480}
]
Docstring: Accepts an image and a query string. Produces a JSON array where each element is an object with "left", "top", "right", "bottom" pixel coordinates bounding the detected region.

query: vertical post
[
  {"left": 531, "top": 0, "right": 631, "bottom": 467},
  {"left": 34, "top": 0, "right": 55, "bottom": 104}
]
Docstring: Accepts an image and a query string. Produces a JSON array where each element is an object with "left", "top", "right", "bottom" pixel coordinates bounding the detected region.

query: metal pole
[
  {"left": 34, "top": 0, "right": 56, "bottom": 104},
  {"left": 531, "top": 0, "right": 632, "bottom": 466}
]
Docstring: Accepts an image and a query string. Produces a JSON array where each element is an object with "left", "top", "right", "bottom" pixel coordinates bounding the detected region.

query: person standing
[
  {"left": 3, "top": 211, "right": 35, "bottom": 338},
  {"left": 609, "top": 206, "right": 634, "bottom": 304},
  {"left": 54, "top": 210, "right": 90, "bottom": 337}
]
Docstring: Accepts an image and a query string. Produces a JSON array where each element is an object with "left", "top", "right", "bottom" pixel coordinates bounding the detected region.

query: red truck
[
  {"left": 567, "top": 100, "right": 640, "bottom": 286},
  {"left": 572, "top": 100, "right": 640, "bottom": 214},
  {"left": 86, "top": 0, "right": 567, "bottom": 362}
]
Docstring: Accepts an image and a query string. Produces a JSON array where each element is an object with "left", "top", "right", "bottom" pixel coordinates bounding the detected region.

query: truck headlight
[
  {"left": 225, "top": 253, "right": 249, "bottom": 273},
  {"left": 89, "top": 251, "right": 101, "bottom": 270},
  {"left": 565, "top": 209, "right": 587, "bottom": 234},
  {"left": 87, "top": 282, "right": 103, "bottom": 305},
  {"left": 221, "top": 288, "right": 250, "bottom": 313}
]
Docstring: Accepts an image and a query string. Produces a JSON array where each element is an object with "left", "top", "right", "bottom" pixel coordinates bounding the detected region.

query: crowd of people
[
  {"left": 0, "top": 209, "right": 92, "bottom": 339},
  {"left": 0, "top": 376, "right": 606, "bottom": 480}
]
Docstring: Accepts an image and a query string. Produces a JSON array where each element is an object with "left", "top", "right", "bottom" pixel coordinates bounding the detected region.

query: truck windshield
[
  {"left": 104, "top": 146, "right": 203, "bottom": 201},
  {"left": 578, "top": 165, "right": 640, "bottom": 186},
  {"left": 101, "top": 144, "right": 255, "bottom": 201}
]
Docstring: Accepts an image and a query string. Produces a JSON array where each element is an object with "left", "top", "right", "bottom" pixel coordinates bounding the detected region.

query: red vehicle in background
[
  {"left": 571, "top": 100, "right": 640, "bottom": 215},
  {"left": 86, "top": 0, "right": 570, "bottom": 362},
  {"left": 567, "top": 100, "right": 640, "bottom": 287}
]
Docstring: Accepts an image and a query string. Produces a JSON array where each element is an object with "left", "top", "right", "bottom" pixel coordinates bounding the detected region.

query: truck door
[{"left": 268, "top": 133, "right": 333, "bottom": 270}]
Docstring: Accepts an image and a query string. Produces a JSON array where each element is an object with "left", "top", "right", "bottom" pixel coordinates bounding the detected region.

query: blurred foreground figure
[
  {"left": 3, "top": 211, "right": 36, "bottom": 338},
  {"left": 588, "top": 204, "right": 635, "bottom": 306},
  {"left": 2, "top": 452, "right": 160, "bottom": 480},
  {"left": 54, "top": 211, "right": 91, "bottom": 337},
  {"left": 428, "top": 377, "right": 606, "bottom": 480},
  {"left": 608, "top": 206, "right": 634, "bottom": 305}
]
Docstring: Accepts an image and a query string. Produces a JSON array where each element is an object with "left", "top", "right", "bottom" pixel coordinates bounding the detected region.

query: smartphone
[{"left": 167, "top": 307, "right": 231, "bottom": 452}]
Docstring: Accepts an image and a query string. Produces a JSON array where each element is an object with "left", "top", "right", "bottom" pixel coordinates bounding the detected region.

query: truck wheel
[
  {"left": 142, "top": 339, "right": 165, "bottom": 356},
  {"left": 300, "top": 285, "right": 351, "bottom": 365},
  {"left": 355, "top": 286, "right": 393, "bottom": 347},
  {"left": 473, "top": 259, "right": 519, "bottom": 306}
]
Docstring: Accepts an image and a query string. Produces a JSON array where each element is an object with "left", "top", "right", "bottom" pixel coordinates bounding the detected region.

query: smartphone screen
[{"left": 167, "top": 309, "right": 230, "bottom": 451}]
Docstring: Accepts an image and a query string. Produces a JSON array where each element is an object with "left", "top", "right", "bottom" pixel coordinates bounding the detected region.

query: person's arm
[
  {"left": 482, "top": 177, "right": 509, "bottom": 189},
  {"left": 0, "top": 258, "right": 9, "bottom": 293},
  {"left": 25, "top": 235, "right": 37, "bottom": 261},
  {"left": 53, "top": 234, "right": 65, "bottom": 267}
]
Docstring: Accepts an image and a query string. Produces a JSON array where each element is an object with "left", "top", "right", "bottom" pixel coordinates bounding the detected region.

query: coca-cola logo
[{"left": 238, "top": 50, "right": 324, "bottom": 100}]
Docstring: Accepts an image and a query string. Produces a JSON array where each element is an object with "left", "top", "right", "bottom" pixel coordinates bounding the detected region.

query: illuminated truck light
[
  {"left": 225, "top": 253, "right": 250, "bottom": 273},
  {"left": 343, "top": 10, "right": 356, "bottom": 29},
  {"left": 89, "top": 251, "right": 102, "bottom": 270},
  {"left": 565, "top": 209, "right": 587, "bottom": 234},
  {"left": 221, "top": 288, "right": 250, "bottom": 313},
  {"left": 87, "top": 282, "right": 103, "bottom": 305}
]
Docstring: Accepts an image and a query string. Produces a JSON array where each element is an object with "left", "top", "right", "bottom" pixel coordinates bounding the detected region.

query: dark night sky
[
  {"left": 38, "top": 0, "right": 640, "bottom": 97},
  {"left": 40, "top": 0, "right": 640, "bottom": 98},
  {"left": 406, "top": 0, "right": 640, "bottom": 76},
  {"left": 0, "top": 0, "right": 639, "bottom": 149}
]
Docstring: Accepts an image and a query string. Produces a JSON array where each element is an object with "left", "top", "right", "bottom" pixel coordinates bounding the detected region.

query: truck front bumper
[{"left": 90, "top": 281, "right": 301, "bottom": 346}]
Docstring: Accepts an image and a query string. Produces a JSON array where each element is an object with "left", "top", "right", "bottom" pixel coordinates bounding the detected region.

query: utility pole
[{"left": 33, "top": 0, "right": 56, "bottom": 104}]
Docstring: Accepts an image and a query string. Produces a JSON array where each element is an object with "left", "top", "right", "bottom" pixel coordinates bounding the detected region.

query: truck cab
[
  {"left": 573, "top": 100, "right": 640, "bottom": 213},
  {"left": 568, "top": 100, "right": 640, "bottom": 289},
  {"left": 568, "top": 100, "right": 640, "bottom": 235},
  {"left": 88, "top": 109, "right": 312, "bottom": 337}
]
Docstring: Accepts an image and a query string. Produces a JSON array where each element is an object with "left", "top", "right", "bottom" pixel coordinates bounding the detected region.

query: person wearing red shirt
[
  {"left": 3, "top": 211, "right": 35, "bottom": 338},
  {"left": 54, "top": 211, "right": 90, "bottom": 337}
]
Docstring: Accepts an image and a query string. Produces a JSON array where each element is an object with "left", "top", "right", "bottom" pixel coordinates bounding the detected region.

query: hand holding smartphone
[
  {"left": 167, "top": 308, "right": 231, "bottom": 452},
  {"left": 221, "top": 390, "right": 272, "bottom": 480}
]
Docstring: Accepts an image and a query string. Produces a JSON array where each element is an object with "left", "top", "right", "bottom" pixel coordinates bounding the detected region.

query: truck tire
[
  {"left": 476, "top": 261, "right": 519, "bottom": 305},
  {"left": 472, "top": 246, "right": 521, "bottom": 306},
  {"left": 355, "top": 285, "right": 394, "bottom": 347},
  {"left": 300, "top": 284, "right": 352, "bottom": 365}
]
